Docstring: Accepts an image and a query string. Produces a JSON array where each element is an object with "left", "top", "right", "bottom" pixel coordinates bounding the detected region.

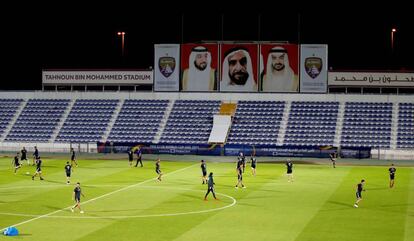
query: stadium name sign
[
  {"left": 328, "top": 72, "right": 414, "bottom": 87},
  {"left": 42, "top": 70, "right": 153, "bottom": 85}
]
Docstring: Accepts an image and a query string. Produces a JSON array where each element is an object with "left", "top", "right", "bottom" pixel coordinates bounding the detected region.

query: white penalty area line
[{"left": 0, "top": 163, "right": 198, "bottom": 231}]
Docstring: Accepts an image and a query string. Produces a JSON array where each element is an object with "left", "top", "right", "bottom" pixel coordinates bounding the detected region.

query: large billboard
[
  {"left": 300, "top": 44, "right": 328, "bottom": 93},
  {"left": 260, "top": 44, "right": 299, "bottom": 92},
  {"left": 154, "top": 44, "right": 180, "bottom": 91},
  {"left": 220, "top": 44, "right": 258, "bottom": 92},
  {"left": 180, "top": 43, "right": 219, "bottom": 91}
]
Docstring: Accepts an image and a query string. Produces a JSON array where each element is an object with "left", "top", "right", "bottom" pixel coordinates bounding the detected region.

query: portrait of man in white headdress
[
  {"left": 261, "top": 46, "right": 298, "bottom": 92},
  {"left": 220, "top": 48, "right": 257, "bottom": 92},
  {"left": 182, "top": 46, "right": 216, "bottom": 91}
]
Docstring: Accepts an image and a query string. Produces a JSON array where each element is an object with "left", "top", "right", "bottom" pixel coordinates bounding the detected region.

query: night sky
[{"left": 3, "top": 5, "right": 413, "bottom": 90}]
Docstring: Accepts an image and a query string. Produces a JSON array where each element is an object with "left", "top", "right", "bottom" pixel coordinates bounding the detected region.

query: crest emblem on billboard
[
  {"left": 305, "top": 57, "right": 322, "bottom": 79},
  {"left": 158, "top": 56, "right": 176, "bottom": 78}
]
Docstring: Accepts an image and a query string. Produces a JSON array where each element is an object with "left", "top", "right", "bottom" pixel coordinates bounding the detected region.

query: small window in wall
[
  {"left": 381, "top": 88, "right": 398, "bottom": 94},
  {"left": 73, "top": 86, "right": 86, "bottom": 91},
  {"left": 328, "top": 87, "right": 346, "bottom": 93},
  {"left": 57, "top": 86, "right": 71, "bottom": 91},
  {"left": 399, "top": 88, "right": 414, "bottom": 94},
  {"left": 86, "top": 86, "right": 103, "bottom": 91},
  {"left": 363, "top": 88, "right": 381, "bottom": 94},
  {"left": 346, "top": 87, "right": 362, "bottom": 94}
]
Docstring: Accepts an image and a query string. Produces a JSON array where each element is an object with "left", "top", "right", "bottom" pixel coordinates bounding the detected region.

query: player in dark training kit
[
  {"left": 32, "top": 156, "right": 44, "bottom": 180},
  {"left": 389, "top": 164, "right": 396, "bottom": 188},
  {"left": 135, "top": 147, "right": 143, "bottom": 167},
  {"left": 329, "top": 151, "right": 338, "bottom": 168},
  {"left": 201, "top": 160, "right": 207, "bottom": 184},
  {"left": 238, "top": 152, "right": 246, "bottom": 173},
  {"left": 354, "top": 179, "right": 365, "bottom": 208},
  {"left": 204, "top": 172, "right": 218, "bottom": 200},
  {"left": 71, "top": 182, "right": 85, "bottom": 213},
  {"left": 286, "top": 159, "right": 293, "bottom": 182},
  {"left": 13, "top": 152, "right": 21, "bottom": 174},
  {"left": 155, "top": 158, "right": 162, "bottom": 181},
  {"left": 32, "top": 146, "right": 39, "bottom": 166},
  {"left": 65, "top": 161, "right": 72, "bottom": 184},
  {"left": 235, "top": 161, "right": 245, "bottom": 188},
  {"left": 250, "top": 156, "right": 257, "bottom": 176},
  {"left": 70, "top": 148, "right": 78, "bottom": 167},
  {"left": 21, "top": 147, "right": 29, "bottom": 165},
  {"left": 127, "top": 148, "right": 134, "bottom": 167}
]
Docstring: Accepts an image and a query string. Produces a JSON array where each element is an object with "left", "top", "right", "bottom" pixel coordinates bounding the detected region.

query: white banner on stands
[
  {"left": 328, "top": 72, "right": 414, "bottom": 87},
  {"left": 300, "top": 44, "right": 328, "bottom": 93},
  {"left": 154, "top": 44, "right": 180, "bottom": 91},
  {"left": 42, "top": 70, "right": 152, "bottom": 85}
]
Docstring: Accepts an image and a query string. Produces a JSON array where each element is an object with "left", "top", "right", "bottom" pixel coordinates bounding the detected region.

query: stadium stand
[
  {"left": 397, "top": 103, "right": 414, "bottom": 148},
  {"left": 159, "top": 100, "right": 221, "bottom": 144},
  {"left": 55, "top": 99, "right": 118, "bottom": 143},
  {"left": 227, "top": 101, "right": 285, "bottom": 145},
  {"left": 5, "top": 99, "right": 69, "bottom": 142},
  {"left": 284, "top": 101, "right": 339, "bottom": 146},
  {"left": 107, "top": 99, "right": 169, "bottom": 143}
]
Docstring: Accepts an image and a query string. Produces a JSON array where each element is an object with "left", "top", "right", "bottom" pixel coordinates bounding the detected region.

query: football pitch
[{"left": 0, "top": 156, "right": 413, "bottom": 241}]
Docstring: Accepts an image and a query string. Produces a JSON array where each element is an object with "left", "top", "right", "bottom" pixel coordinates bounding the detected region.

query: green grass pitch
[{"left": 0, "top": 157, "right": 413, "bottom": 241}]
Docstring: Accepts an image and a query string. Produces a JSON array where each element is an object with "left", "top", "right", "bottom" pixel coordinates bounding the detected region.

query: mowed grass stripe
[
  {"left": 404, "top": 168, "right": 414, "bottom": 241},
  {"left": 0, "top": 161, "right": 196, "bottom": 235},
  {"left": 59, "top": 162, "right": 263, "bottom": 241},
  {"left": 294, "top": 166, "right": 413, "bottom": 241},
  {"left": 172, "top": 165, "right": 351, "bottom": 241}
]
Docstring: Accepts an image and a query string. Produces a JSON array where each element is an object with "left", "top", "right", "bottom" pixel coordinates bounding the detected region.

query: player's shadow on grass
[
  {"left": 44, "top": 179, "right": 64, "bottom": 184},
  {"left": 323, "top": 200, "right": 353, "bottom": 210}
]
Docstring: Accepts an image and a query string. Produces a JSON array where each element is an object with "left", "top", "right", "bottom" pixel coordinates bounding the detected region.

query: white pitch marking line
[
  {"left": 0, "top": 163, "right": 198, "bottom": 231},
  {"left": 0, "top": 188, "right": 236, "bottom": 219}
]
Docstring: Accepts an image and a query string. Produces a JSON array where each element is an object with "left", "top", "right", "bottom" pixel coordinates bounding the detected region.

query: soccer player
[
  {"left": 155, "top": 158, "right": 162, "bottom": 181},
  {"left": 65, "top": 161, "right": 72, "bottom": 184},
  {"left": 12, "top": 152, "right": 21, "bottom": 174},
  {"left": 135, "top": 147, "right": 143, "bottom": 167},
  {"left": 329, "top": 151, "right": 337, "bottom": 168},
  {"left": 21, "top": 147, "right": 29, "bottom": 165},
  {"left": 250, "top": 155, "right": 257, "bottom": 176},
  {"left": 354, "top": 179, "right": 365, "bottom": 208},
  {"left": 32, "top": 156, "right": 44, "bottom": 180},
  {"left": 32, "top": 146, "right": 39, "bottom": 165},
  {"left": 201, "top": 160, "right": 207, "bottom": 184},
  {"left": 235, "top": 161, "right": 245, "bottom": 188},
  {"left": 71, "top": 182, "right": 85, "bottom": 213},
  {"left": 127, "top": 148, "right": 134, "bottom": 167},
  {"left": 70, "top": 148, "right": 78, "bottom": 167},
  {"left": 238, "top": 152, "right": 246, "bottom": 173},
  {"left": 389, "top": 164, "right": 396, "bottom": 188},
  {"left": 286, "top": 159, "right": 293, "bottom": 182},
  {"left": 204, "top": 172, "right": 218, "bottom": 200}
]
